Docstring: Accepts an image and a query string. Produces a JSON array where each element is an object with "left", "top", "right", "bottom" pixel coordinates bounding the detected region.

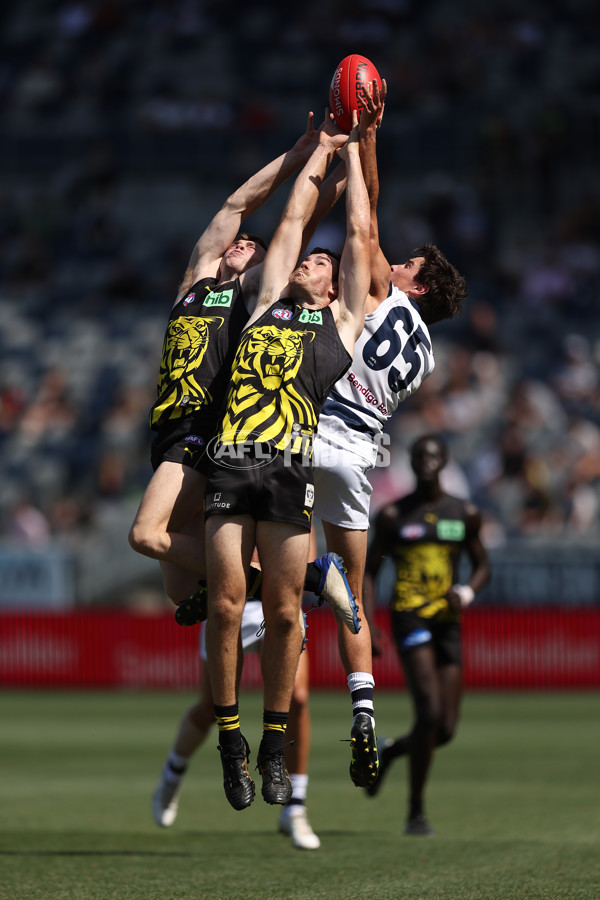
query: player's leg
[
  {"left": 151, "top": 659, "right": 215, "bottom": 827},
  {"left": 255, "top": 520, "right": 307, "bottom": 805},
  {"left": 400, "top": 644, "right": 440, "bottom": 835},
  {"left": 129, "top": 460, "right": 207, "bottom": 603},
  {"left": 278, "top": 650, "right": 320, "bottom": 849},
  {"left": 435, "top": 622, "right": 463, "bottom": 749},
  {"left": 205, "top": 513, "right": 257, "bottom": 810},
  {"left": 321, "top": 520, "right": 378, "bottom": 789},
  {"left": 153, "top": 608, "right": 254, "bottom": 826}
]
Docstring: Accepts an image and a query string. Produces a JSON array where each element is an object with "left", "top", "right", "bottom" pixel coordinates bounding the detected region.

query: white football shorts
[
  {"left": 200, "top": 599, "right": 264, "bottom": 660},
  {"left": 312, "top": 438, "right": 373, "bottom": 530}
]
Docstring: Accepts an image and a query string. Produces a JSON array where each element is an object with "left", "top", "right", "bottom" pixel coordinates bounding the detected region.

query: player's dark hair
[
  {"left": 411, "top": 433, "right": 448, "bottom": 465},
  {"left": 413, "top": 243, "right": 467, "bottom": 325},
  {"left": 236, "top": 232, "right": 267, "bottom": 252},
  {"left": 307, "top": 247, "right": 341, "bottom": 280}
]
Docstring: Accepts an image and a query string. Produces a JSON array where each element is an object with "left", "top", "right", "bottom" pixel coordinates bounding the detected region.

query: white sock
[
  {"left": 164, "top": 749, "right": 189, "bottom": 784},
  {"left": 282, "top": 773, "right": 308, "bottom": 816},
  {"left": 347, "top": 671, "right": 375, "bottom": 725}
]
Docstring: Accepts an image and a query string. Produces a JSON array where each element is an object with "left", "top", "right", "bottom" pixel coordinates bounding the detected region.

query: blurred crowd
[{"left": 1, "top": 0, "right": 599, "bottom": 561}]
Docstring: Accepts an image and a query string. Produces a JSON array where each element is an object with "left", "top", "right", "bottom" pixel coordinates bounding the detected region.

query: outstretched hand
[
  {"left": 318, "top": 106, "right": 349, "bottom": 151},
  {"left": 293, "top": 110, "right": 320, "bottom": 154},
  {"left": 358, "top": 78, "right": 387, "bottom": 133}
]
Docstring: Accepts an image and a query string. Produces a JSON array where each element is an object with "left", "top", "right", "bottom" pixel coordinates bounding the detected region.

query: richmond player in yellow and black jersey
[
  {"left": 148, "top": 272, "right": 253, "bottom": 469},
  {"left": 203, "top": 97, "right": 382, "bottom": 809},
  {"left": 129, "top": 114, "right": 336, "bottom": 609},
  {"left": 218, "top": 297, "right": 351, "bottom": 455},
  {"left": 364, "top": 434, "right": 490, "bottom": 835}
]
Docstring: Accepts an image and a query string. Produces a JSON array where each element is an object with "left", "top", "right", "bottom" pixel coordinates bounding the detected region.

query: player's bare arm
[
  {"left": 175, "top": 112, "right": 321, "bottom": 303},
  {"left": 237, "top": 157, "right": 349, "bottom": 321},
  {"left": 358, "top": 78, "right": 390, "bottom": 303},
  {"left": 446, "top": 505, "right": 492, "bottom": 612},
  {"left": 301, "top": 160, "right": 347, "bottom": 257},
  {"left": 246, "top": 114, "right": 348, "bottom": 325},
  {"left": 333, "top": 111, "right": 371, "bottom": 353}
]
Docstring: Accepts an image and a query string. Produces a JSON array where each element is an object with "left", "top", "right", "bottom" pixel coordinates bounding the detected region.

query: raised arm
[
  {"left": 359, "top": 79, "right": 391, "bottom": 303},
  {"left": 333, "top": 112, "right": 371, "bottom": 353},
  {"left": 249, "top": 117, "right": 348, "bottom": 320},
  {"left": 238, "top": 159, "right": 348, "bottom": 319},
  {"left": 175, "top": 113, "right": 321, "bottom": 302},
  {"left": 300, "top": 160, "right": 347, "bottom": 257}
]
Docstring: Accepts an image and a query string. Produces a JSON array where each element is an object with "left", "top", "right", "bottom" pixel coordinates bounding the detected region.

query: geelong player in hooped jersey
[
  {"left": 316, "top": 285, "right": 435, "bottom": 473},
  {"left": 311, "top": 81, "right": 468, "bottom": 800}
]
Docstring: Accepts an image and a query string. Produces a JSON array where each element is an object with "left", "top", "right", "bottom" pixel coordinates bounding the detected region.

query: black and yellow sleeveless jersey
[
  {"left": 389, "top": 493, "right": 470, "bottom": 621},
  {"left": 218, "top": 299, "right": 352, "bottom": 453},
  {"left": 149, "top": 278, "right": 248, "bottom": 432}
]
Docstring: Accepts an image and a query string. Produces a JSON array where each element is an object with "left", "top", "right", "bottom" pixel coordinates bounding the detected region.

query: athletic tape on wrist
[{"left": 452, "top": 584, "right": 475, "bottom": 608}]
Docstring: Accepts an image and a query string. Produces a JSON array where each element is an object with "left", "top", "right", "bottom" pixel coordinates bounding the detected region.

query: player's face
[
  {"left": 289, "top": 253, "right": 336, "bottom": 302},
  {"left": 223, "top": 239, "right": 266, "bottom": 274},
  {"left": 411, "top": 438, "right": 446, "bottom": 481},
  {"left": 390, "top": 256, "right": 425, "bottom": 295}
]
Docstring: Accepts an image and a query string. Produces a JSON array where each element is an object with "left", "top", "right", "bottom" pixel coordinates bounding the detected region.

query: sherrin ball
[{"left": 329, "top": 54, "right": 382, "bottom": 133}]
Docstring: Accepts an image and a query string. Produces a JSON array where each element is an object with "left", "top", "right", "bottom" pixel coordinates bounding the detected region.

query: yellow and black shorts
[
  {"left": 391, "top": 609, "right": 462, "bottom": 666},
  {"left": 204, "top": 444, "right": 314, "bottom": 531},
  {"left": 150, "top": 418, "right": 215, "bottom": 476}
]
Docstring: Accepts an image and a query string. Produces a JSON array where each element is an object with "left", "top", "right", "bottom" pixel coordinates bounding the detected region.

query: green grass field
[{"left": 1, "top": 691, "right": 599, "bottom": 900}]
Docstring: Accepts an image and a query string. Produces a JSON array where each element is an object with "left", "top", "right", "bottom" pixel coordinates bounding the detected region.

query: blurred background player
[
  {"left": 311, "top": 79, "right": 467, "bottom": 789},
  {"left": 364, "top": 434, "right": 491, "bottom": 835},
  {"left": 152, "top": 595, "right": 320, "bottom": 849}
]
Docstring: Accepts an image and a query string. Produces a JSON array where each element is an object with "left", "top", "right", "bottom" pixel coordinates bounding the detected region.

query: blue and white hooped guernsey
[{"left": 317, "top": 286, "right": 435, "bottom": 466}]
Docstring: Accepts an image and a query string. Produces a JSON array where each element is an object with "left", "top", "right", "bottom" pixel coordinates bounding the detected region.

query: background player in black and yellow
[
  {"left": 203, "top": 92, "right": 380, "bottom": 811},
  {"left": 364, "top": 434, "right": 491, "bottom": 835}
]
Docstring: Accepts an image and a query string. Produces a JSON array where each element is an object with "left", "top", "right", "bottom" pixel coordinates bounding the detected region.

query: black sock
[
  {"left": 409, "top": 800, "right": 424, "bottom": 819},
  {"left": 248, "top": 566, "right": 262, "bottom": 600},
  {"left": 214, "top": 703, "right": 241, "bottom": 752},
  {"left": 259, "top": 710, "right": 288, "bottom": 757},
  {"left": 250, "top": 562, "right": 321, "bottom": 599},
  {"left": 387, "top": 736, "right": 409, "bottom": 761},
  {"left": 304, "top": 561, "right": 321, "bottom": 595}
]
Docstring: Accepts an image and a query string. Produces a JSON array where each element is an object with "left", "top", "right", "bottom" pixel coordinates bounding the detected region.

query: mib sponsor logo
[
  {"left": 203, "top": 289, "right": 233, "bottom": 308},
  {"left": 182, "top": 292, "right": 195, "bottom": 306},
  {"left": 184, "top": 434, "right": 205, "bottom": 446},
  {"left": 299, "top": 309, "right": 322, "bottom": 324}
]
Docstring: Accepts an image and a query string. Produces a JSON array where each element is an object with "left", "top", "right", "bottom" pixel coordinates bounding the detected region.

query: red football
[{"left": 329, "top": 54, "right": 382, "bottom": 133}]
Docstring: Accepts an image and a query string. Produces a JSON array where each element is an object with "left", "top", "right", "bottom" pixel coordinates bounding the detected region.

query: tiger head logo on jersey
[
  {"left": 395, "top": 544, "right": 454, "bottom": 615},
  {"left": 160, "top": 316, "right": 224, "bottom": 382},
  {"left": 241, "top": 325, "right": 310, "bottom": 391},
  {"left": 152, "top": 315, "right": 225, "bottom": 423},
  {"left": 221, "top": 324, "right": 317, "bottom": 448}
]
